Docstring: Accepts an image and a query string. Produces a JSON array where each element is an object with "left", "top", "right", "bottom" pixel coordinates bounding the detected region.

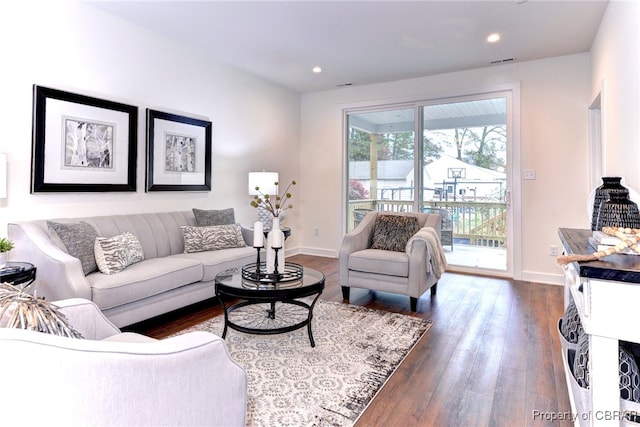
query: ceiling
[{"left": 88, "top": 0, "right": 608, "bottom": 94}]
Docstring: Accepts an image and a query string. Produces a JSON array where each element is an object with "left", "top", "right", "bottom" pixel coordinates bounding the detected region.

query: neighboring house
[
  {"left": 423, "top": 156, "right": 506, "bottom": 202},
  {"left": 349, "top": 157, "right": 505, "bottom": 201}
]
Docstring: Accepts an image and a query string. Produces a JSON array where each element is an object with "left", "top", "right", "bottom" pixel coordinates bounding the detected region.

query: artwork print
[
  {"left": 64, "top": 117, "right": 115, "bottom": 169},
  {"left": 146, "top": 108, "right": 212, "bottom": 192},
  {"left": 164, "top": 132, "right": 196, "bottom": 173},
  {"left": 31, "top": 85, "right": 138, "bottom": 193}
]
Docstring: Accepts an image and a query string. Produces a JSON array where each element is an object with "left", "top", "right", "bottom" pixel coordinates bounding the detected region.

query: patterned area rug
[{"left": 176, "top": 299, "right": 432, "bottom": 426}]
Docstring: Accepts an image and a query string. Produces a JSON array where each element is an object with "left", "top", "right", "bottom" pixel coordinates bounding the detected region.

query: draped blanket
[{"left": 406, "top": 227, "right": 448, "bottom": 278}]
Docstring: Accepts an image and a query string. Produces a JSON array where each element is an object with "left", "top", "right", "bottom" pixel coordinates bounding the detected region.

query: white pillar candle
[
  {"left": 253, "top": 221, "right": 264, "bottom": 247},
  {"left": 272, "top": 228, "right": 283, "bottom": 248}
]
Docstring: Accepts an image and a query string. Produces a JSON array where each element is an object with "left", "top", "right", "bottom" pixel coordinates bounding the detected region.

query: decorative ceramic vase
[
  {"left": 596, "top": 188, "right": 640, "bottom": 230},
  {"left": 0, "top": 252, "right": 7, "bottom": 269},
  {"left": 591, "top": 177, "right": 626, "bottom": 230},
  {"left": 265, "top": 217, "right": 285, "bottom": 274}
]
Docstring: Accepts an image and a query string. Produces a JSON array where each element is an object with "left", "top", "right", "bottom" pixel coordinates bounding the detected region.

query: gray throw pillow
[
  {"left": 181, "top": 224, "right": 246, "bottom": 253},
  {"left": 47, "top": 221, "right": 98, "bottom": 275},
  {"left": 371, "top": 215, "right": 420, "bottom": 252},
  {"left": 94, "top": 232, "right": 145, "bottom": 275},
  {"left": 193, "top": 208, "right": 235, "bottom": 226}
]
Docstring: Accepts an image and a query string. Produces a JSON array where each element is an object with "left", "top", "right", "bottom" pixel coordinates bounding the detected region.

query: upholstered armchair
[
  {"left": 0, "top": 298, "right": 247, "bottom": 426},
  {"left": 339, "top": 211, "right": 447, "bottom": 311}
]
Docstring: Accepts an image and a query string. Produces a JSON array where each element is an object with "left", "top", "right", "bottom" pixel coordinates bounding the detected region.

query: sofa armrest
[
  {"left": 53, "top": 298, "right": 121, "bottom": 340},
  {"left": 8, "top": 221, "right": 91, "bottom": 301},
  {"left": 339, "top": 211, "right": 378, "bottom": 284},
  {"left": 0, "top": 328, "right": 247, "bottom": 426}
]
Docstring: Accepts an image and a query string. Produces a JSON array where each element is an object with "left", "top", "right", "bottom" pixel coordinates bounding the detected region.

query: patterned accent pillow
[
  {"left": 193, "top": 208, "right": 235, "bottom": 227},
  {"left": 619, "top": 343, "right": 640, "bottom": 402},
  {"left": 47, "top": 221, "right": 99, "bottom": 275},
  {"left": 573, "top": 332, "right": 590, "bottom": 388},
  {"left": 181, "top": 224, "right": 246, "bottom": 253},
  {"left": 94, "top": 232, "right": 144, "bottom": 275},
  {"left": 560, "top": 298, "right": 583, "bottom": 344},
  {"left": 370, "top": 214, "right": 420, "bottom": 252}
]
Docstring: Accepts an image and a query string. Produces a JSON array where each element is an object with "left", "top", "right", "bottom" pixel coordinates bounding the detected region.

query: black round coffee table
[
  {"left": 215, "top": 263, "right": 325, "bottom": 347},
  {"left": 0, "top": 262, "right": 36, "bottom": 290}
]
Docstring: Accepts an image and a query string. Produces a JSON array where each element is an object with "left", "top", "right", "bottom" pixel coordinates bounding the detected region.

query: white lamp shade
[{"left": 248, "top": 172, "right": 278, "bottom": 195}]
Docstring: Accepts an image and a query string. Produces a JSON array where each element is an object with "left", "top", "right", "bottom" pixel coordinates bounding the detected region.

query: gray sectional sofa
[{"left": 8, "top": 210, "right": 256, "bottom": 327}]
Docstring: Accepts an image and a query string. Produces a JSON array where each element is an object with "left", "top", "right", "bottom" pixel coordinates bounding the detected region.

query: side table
[{"left": 0, "top": 262, "right": 36, "bottom": 290}]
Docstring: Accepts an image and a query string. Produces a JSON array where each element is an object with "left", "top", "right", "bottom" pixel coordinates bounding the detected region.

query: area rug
[{"left": 175, "top": 299, "right": 432, "bottom": 427}]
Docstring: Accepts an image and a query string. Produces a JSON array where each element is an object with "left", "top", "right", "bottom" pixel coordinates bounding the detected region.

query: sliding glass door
[{"left": 345, "top": 92, "right": 513, "bottom": 275}]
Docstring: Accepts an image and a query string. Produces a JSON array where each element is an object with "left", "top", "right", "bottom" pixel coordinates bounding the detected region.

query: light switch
[{"left": 524, "top": 169, "right": 536, "bottom": 180}]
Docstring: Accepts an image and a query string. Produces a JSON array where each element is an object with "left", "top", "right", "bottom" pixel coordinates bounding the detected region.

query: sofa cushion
[
  {"left": 348, "top": 249, "right": 409, "bottom": 278},
  {"left": 181, "top": 225, "right": 246, "bottom": 253},
  {"left": 193, "top": 208, "right": 235, "bottom": 226},
  {"left": 173, "top": 246, "right": 256, "bottom": 282},
  {"left": 94, "top": 232, "right": 145, "bottom": 275},
  {"left": 47, "top": 221, "right": 99, "bottom": 275},
  {"left": 87, "top": 257, "right": 203, "bottom": 310},
  {"left": 370, "top": 214, "right": 420, "bottom": 252}
]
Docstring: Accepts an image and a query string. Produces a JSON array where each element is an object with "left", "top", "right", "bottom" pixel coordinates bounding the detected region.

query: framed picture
[
  {"left": 31, "top": 85, "right": 138, "bottom": 193},
  {"left": 145, "top": 109, "right": 212, "bottom": 192}
]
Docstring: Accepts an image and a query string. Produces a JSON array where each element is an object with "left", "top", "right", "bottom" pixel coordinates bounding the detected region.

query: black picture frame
[
  {"left": 146, "top": 109, "right": 212, "bottom": 192},
  {"left": 31, "top": 85, "right": 138, "bottom": 193}
]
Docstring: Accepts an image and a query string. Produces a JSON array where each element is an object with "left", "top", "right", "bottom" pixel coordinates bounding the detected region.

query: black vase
[
  {"left": 591, "top": 177, "right": 626, "bottom": 230},
  {"left": 595, "top": 188, "right": 640, "bottom": 230}
]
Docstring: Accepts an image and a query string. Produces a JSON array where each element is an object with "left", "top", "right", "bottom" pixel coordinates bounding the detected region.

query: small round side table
[{"left": 0, "top": 262, "right": 37, "bottom": 290}]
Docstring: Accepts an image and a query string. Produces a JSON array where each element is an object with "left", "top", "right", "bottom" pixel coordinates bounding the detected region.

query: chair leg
[
  {"left": 341, "top": 286, "right": 350, "bottom": 301},
  {"left": 410, "top": 297, "right": 418, "bottom": 312},
  {"left": 431, "top": 282, "right": 438, "bottom": 296}
]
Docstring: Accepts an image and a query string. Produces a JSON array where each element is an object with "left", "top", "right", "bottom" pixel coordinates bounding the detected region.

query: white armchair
[
  {"left": 0, "top": 298, "right": 247, "bottom": 427},
  {"left": 339, "top": 211, "right": 446, "bottom": 311}
]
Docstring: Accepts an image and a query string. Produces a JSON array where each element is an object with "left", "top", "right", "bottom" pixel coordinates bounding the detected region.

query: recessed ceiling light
[
  {"left": 312, "top": 66, "right": 322, "bottom": 74},
  {"left": 487, "top": 33, "right": 501, "bottom": 43}
]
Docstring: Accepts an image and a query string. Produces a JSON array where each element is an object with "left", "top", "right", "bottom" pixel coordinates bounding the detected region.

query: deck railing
[{"left": 348, "top": 199, "right": 507, "bottom": 247}]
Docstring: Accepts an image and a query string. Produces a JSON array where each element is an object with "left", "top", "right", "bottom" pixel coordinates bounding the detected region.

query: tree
[
  {"left": 349, "top": 179, "right": 370, "bottom": 200},
  {"left": 348, "top": 128, "right": 371, "bottom": 161},
  {"left": 462, "top": 125, "right": 506, "bottom": 171}
]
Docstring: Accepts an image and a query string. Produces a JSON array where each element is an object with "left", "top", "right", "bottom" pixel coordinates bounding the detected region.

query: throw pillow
[
  {"left": 560, "top": 298, "right": 583, "bottom": 344},
  {"left": 0, "top": 283, "right": 83, "bottom": 338},
  {"left": 193, "top": 208, "right": 235, "bottom": 227},
  {"left": 573, "top": 332, "right": 590, "bottom": 388},
  {"left": 181, "top": 224, "right": 246, "bottom": 253},
  {"left": 620, "top": 343, "right": 640, "bottom": 402},
  {"left": 371, "top": 214, "right": 420, "bottom": 252},
  {"left": 94, "top": 232, "right": 145, "bottom": 275},
  {"left": 47, "top": 221, "right": 99, "bottom": 275}
]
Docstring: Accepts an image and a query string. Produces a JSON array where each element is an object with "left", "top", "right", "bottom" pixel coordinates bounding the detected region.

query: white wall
[
  {"left": 0, "top": 2, "right": 301, "bottom": 246},
  {"left": 590, "top": 0, "right": 640, "bottom": 190},
  {"left": 299, "top": 54, "right": 592, "bottom": 284}
]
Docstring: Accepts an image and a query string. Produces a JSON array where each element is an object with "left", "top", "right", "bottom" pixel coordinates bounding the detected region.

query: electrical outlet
[
  {"left": 314, "top": 227, "right": 320, "bottom": 236},
  {"left": 549, "top": 245, "right": 558, "bottom": 256},
  {"left": 524, "top": 169, "right": 536, "bottom": 180}
]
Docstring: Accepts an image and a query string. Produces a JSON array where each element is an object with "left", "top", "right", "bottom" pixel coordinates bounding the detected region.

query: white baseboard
[
  {"left": 295, "top": 246, "right": 338, "bottom": 258},
  {"left": 521, "top": 270, "right": 563, "bottom": 286}
]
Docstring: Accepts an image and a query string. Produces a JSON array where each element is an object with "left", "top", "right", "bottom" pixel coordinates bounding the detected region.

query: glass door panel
[
  {"left": 346, "top": 107, "right": 415, "bottom": 232},
  {"left": 421, "top": 97, "right": 508, "bottom": 271}
]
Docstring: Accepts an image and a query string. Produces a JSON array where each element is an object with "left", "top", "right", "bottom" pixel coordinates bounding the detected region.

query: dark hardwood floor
[{"left": 127, "top": 254, "right": 572, "bottom": 427}]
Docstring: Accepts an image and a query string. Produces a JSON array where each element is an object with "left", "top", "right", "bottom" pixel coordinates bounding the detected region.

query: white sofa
[
  {"left": 8, "top": 211, "right": 256, "bottom": 327},
  {"left": 0, "top": 298, "right": 247, "bottom": 426}
]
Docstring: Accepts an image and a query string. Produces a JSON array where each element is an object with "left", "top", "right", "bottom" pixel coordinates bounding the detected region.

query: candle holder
[
  {"left": 253, "top": 245, "right": 263, "bottom": 278},
  {"left": 272, "top": 246, "right": 282, "bottom": 279}
]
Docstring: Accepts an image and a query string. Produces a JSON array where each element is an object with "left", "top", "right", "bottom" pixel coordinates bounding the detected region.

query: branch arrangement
[{"left": 557, "top": 227, "right": 640, "bottom": 266}]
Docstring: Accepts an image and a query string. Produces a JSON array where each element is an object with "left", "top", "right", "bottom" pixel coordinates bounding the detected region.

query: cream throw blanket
[{"left": 406, "top": 227, "right": 448, "bottom": 278}]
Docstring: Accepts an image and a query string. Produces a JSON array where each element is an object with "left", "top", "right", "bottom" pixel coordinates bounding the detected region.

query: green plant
[{"left": 0, "top": 238, "right": 14, "bottom": 253}]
